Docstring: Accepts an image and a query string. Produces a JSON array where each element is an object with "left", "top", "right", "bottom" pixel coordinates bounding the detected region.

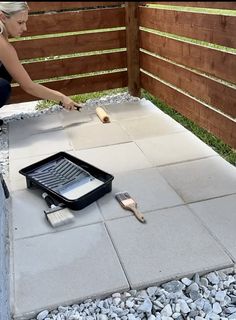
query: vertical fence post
[{"left": 125, "top": 2, "right": 140, "bottom": 97}]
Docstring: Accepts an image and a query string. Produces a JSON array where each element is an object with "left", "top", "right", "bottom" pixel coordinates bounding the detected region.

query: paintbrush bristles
[
  {"left": 115, "top": 191, "right": 146, "bottom": 223},
  {"left": 46, "top": 210, "right": 74, "bottom": 227}
]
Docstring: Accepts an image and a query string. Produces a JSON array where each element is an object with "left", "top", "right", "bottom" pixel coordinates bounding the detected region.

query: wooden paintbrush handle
[{"left": 130, "top": 205, "right": 145, "bottom": 223}]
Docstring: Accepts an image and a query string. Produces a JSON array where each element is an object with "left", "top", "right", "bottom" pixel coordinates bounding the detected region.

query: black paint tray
[{"left": 19, "top": 151, "right": 114, "bottom": 210}]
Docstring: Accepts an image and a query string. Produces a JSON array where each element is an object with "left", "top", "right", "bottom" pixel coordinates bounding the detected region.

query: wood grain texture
[
  {"left": 140, "top": 51, "right": 236, "bottom": 118},
  {"left": 141, "top": 72, "right": 236, "bottom": 148},
  {"left": 140, "top": 31, "right": 236, "bottom": 84},
  {"left": 140, "top": 7, "right": 236, "bottom": 48},
  {"left": 10, "top": 71, "right": 128, "bottom": 103}
]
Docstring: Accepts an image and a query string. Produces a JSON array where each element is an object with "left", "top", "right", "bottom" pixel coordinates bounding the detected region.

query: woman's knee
[{"left": 0, "top": 78, "right": 11, "bottom": 108}]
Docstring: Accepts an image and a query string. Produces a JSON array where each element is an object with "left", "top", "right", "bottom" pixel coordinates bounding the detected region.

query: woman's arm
[{"left": 0, "top": 36, "right": 80, "bottom": 110}]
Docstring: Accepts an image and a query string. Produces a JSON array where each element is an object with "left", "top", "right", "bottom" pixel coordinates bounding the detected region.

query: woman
[{"left": 0, "top": 2, "right": 81, "bottom": 120}]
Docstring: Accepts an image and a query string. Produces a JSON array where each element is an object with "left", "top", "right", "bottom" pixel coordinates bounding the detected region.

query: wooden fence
[
  {"left": 140, "top": 2, "right": 236, "bottom": 148},
  {"left": 10, "top": 2, "right": 127, "bottom": 103},
  {"left": 9, "top": 2, "right": 236, "bottom": 148}
]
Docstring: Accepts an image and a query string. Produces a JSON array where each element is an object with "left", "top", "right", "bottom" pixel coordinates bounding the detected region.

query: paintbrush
[
  {"left": 115, "top": 191, "right": 146, "bottom": 223},
  {"left": 42, "top": 192, "right": 75, "bottom": 227}
]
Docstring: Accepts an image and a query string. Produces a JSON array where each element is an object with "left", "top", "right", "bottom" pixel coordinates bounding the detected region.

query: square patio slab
[
  {"left": 159, "top": 156, "right": 236, "bottom": 203},
  {"left": 9, "top": 153, "right": 55, "bottom": 191},
  {"left": 106, "top": 205, "right": 233, "bottom": 289},
  {"left": 119, "top": 114, "right": 185, "bottom": 140},
  {"left": 11, "top": 189, "right": 103, "bottom": 240},
  {"left": 97, "top": 167, "right": 184, "bottom": 220},
  {"left": 104, "top": 99, "right": 159, "bottom": 120},
  {"left": 73, "top": 142, "right": 152, "bottom": 174},
  {"left": 65, "top": 121, "right": 132, "bottom": 150},
  {"left": 136, "top": 131, "right": 217, "bottom": 166},
  {"left": 9, "top": 129, "right": 73, "bottom": 160},
  {"left": 13, "top": 223, "right": 129, "bottom": 319},
  {"left": 8, "top": 113, "right": 63, "bottom": 140},
  {"left": 59, "top": 108, "right": 93, "bottom": 127},
  {"left": 188, "top": 194, "right": 236, "bottom": 262}
]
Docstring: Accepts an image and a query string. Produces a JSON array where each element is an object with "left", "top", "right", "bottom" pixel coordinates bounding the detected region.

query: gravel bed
[
  {"left": 1, "top": 93, "right": 236, "bottom": 320},
  {"left": 33, "top": 270, "right": 236, "bottom": 320}
]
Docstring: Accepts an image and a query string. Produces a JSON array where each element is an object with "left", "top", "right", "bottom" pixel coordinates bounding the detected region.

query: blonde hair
[{"left": 0, "top": 2, "right": 28, "bottom": 36}]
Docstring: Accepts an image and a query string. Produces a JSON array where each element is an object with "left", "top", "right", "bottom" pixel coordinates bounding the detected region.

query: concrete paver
[
  {"left": 9, "top": 153, "right": 55, "bottom": 191},
  {"left": 159, "top": 156, "right": 236, "bottom": 203},
  {"left": 106, "top": 205, "right": 233, "bottom": 289},
  {"left": 5, "top": 98, "right": 236, "bottom": 319},
  {"left": 136, "top": 131, "right": 217, "bottom": 166},
  {"left": 189, "top": 194, "right": 236, "bottom": 261},
  {"left": 13, "top": 223, "right": 129, "bottom": 319},
  {"left": 9, "top": 127, "right": 73, "bottom": 160},
  {"left": 98, "top": 167, "right": 184, "bottom": 220},
  {"left": 65, "top": 120, "right": 132, "bottom": 150},
  {"left": 73, "top": 142, "right": 152, "bottom": 174},
  {"left": 11, "top": 189, "right": 103, "bottom": 240},
  {"left": 119, "top": 114, "right": 185, "bottom": 139}
]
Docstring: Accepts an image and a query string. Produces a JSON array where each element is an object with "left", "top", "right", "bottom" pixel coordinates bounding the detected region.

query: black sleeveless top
[{"left": 0, "top": 62, "right": 12, "bottom": 83}]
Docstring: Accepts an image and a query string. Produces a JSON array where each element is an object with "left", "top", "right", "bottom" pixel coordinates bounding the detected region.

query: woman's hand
[{"left": 60, "top": 95, "right": 82, "bottom": 111}]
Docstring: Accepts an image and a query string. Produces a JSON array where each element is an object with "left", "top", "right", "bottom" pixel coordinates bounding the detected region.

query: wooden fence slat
[
  {"left": 140, "top": 51, "right": 236, "bottom": 118},
  {"left": 141, "top": 2, "right": 236, "bottom": 10},
  {"left": 13, "top": 30, "right": 126, "bottom": 60},
  {"left": 10, "top": 71, "right": 128, "bottom": 104},
  {"left": 28, "top": 2, "right": 124, "bottom": 13},
  {"left": 141, "top": 72, "right": 236, "bottom": 148},
  {"left": 23, "top": 7, "right": 125, "bottom": 36},
  {"left": 23, "top": 52, "right": 127, "bottom": 80},
  {"left": 140, "top": 7, "right": 236, "bottom": 48},
  {"left": 140, "top": 30, "right": 236, "bottom": 84}
]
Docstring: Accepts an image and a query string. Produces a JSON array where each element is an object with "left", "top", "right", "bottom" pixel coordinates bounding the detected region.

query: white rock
[
  {"left": 207, "top": 273, "right": 220, "bottom": 285},
  {"left": 215, "top": 290, "right": 227, "bottom": 302},
  {"left": 179, "top": 299, "right": 190, "bottom": 314},
  {"left": 181, "top": 277, "right": 192, "bottom": 286},
  {"left": 37, "top": 310, "right": 49, "bottom": 320},
  {"left": 212, "top": 302, "right": 222, "bottom": 314},
  {"left": 161, "top": 304, "right": 172, "bottom": 317},
  {"left": 137, "top": 298, "right": 152, "bottom": 313}
]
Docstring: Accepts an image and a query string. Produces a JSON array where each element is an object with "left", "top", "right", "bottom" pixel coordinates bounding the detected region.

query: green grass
[
  {"left": 141, "top": 89, "right": 236, "bottom": 166},
  {"left": 35, "top": 87, "right": 127, "bottom": 110}
]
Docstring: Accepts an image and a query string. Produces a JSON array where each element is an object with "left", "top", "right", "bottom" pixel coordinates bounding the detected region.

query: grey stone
[
  {"left": 181, "top": 278, "right": 192, "bottom": 286},
  {"left": 179, "top": 299, "right": 190, "bottom": 314},
  {"left": 186, "top": 282, "right": 199, "bottom": 293},
  {"left": 215, "top": 290, "right": 227, "bottom": 302},
  {"left": 162, "top": 281, "right": 184, "bottom": 293},
  {"left": 37, "top": 310, "right": 49, "bottom": 320},
  {"left": 207, "top": 273, "right": 220, "bottom": 285},
  {"left": 137, "top": 298, "right": 152, "bottom": 314},
  {"left": 212, "top": 302, "right": 222, "bottom": 314},
  {"left": 147, "top": 287, "right": 158, "bottom": 297},
  {"left": 203, "top": 300, "right": 212, "bottom": 314},
  {"left": 161, "top": 304, "right": 172, "bottom": 317}
]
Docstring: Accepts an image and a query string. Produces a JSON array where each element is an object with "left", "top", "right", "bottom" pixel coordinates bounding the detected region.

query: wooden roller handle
[{"left": 96, "top": 107, "right": 110, "bottom": 123}]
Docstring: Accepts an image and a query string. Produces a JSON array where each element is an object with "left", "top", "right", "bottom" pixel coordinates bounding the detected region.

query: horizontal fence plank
[
  {"left": 23, "top": 7, "right": 125, "bottom": 36},
  {"left": 28, "top": 2, "right": 124, "bottom": 12},
  {"left": 142, "top": 2, "right": 236, "bottom": 9},
  {"left": 13, "top": 30, "right": 126, "bottom": 60},
  {"left": 140, "top": 7, "right": 236, "bottom": 48},
  {"left": 140, "top": 51, "right": 236, "bottom": 118},
  {"left": 9, "top": 71, "right": 128, "bottom": 104},
  {"left": 140, "top": 30, "right": 236, "bottom": 84},
  {"left": 141, "top": 72, "right": 236, "bottom": 148},
  {"left": 23, "top": 52, "right": 127, "bottom": 80}
]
